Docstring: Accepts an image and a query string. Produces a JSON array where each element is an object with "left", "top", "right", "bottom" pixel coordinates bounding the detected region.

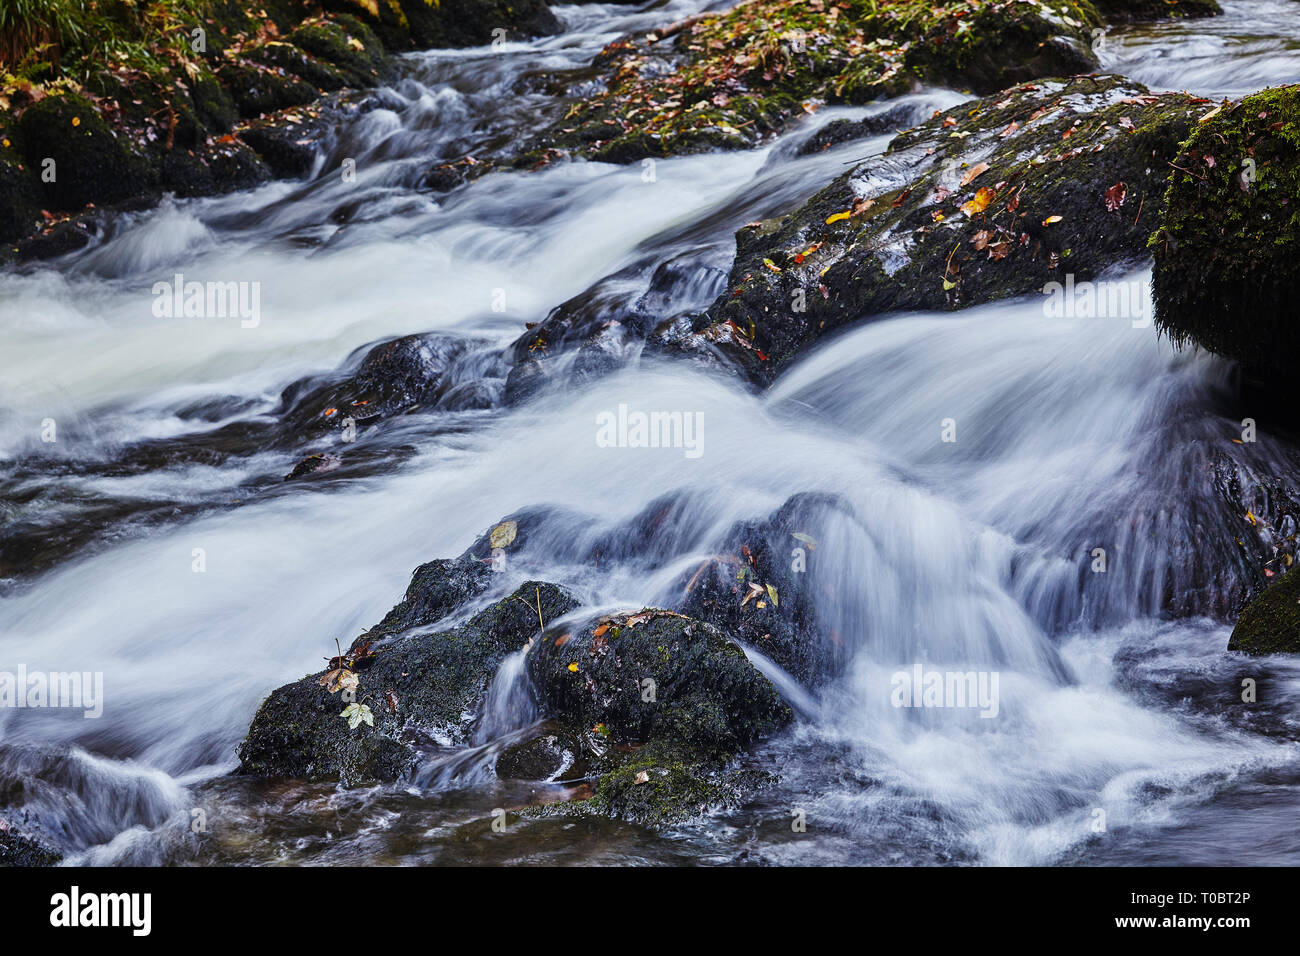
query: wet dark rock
[
  {"left": 238, "top": 573, "right": 579, "bottom": 785},
  {"left": 278, "top": 332, "right": 473, "bottom": 440},
  {"left": 496, "top": 723, "right": 585, "bottom": 781},
  {"left": 795, "top": 103, "right": 927, "bottom": 156},
  {"left": 0, "top": 135, "right": 42, "bottom": 246},
  {"left": 15, "top": 93, "right": 157, "bottom": 211},
  {"left": 0, "top": 826, "right": 61, "bottom": 867},
  {"left": 1151, "top": 84, "right": 1300, "bottom": 399},
  {"left": 528, "top": 609, "right": 792, "bottom": 760},
  {"left": 322, "top": 0, "right": 560, "bottom": 51},
  {"left": 523, "top": 606, "right": 792, "bottom": 826},
  {"left": 1091, "top": 0, "right": 1222, "bottom": 22},
  {"left": 663, "top": 75, "right": 1207, "bottom": 384},
  {"left": 1229, "top": 567, "right": 1300, "bottom": 655},
  {"left": 284, "top": 453, "right": 343, "bottom": 481},
  {"left": 676, "top": 492, "right": 855, "bottom": 686}
]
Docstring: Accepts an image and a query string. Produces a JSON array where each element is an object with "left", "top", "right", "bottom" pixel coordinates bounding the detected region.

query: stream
[{"left": 1, "top": 0, "right": 1298, "bottom": 866}]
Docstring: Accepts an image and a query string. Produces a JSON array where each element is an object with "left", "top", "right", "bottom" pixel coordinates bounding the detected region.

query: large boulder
[
  {"left": 1229, "top": 566, "right": 1300, "bottom": 655},
  {"left": 238, "top": 571, "right": 577, "bottom": 785},
  {"left": 524, "top": 607, "right": 793, "bottom": 826},
  {"left": 651, "top": 75, "right": 1207, "bottom": 383},
  {"left": 1151, "top": 84, "right": 1300, "bottom": 399}
]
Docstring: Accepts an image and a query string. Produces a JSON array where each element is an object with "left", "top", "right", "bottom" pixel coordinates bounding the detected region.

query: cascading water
[{"left": 1, "top": 1, "right": 1298, "bottom": 866}]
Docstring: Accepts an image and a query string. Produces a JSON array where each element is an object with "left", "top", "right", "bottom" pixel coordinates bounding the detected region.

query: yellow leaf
[
  {"left": 960, "top": 187, "right": 996, "bottom": 217},
  {"left": 766, "top": 583, "right": 778, "bottom": 607},
  {"left": 1043, "top": 215, "right": 1064, "bottom": 225},
  {"left": 71, "top": 116, "right": 80, "bottom": 127},
  {"left": 489, "top": 520, "right": 517, "bottom": 549},
  {"left": 825, "top": 210, "right": 851, "bottom": 224},
  {"left": 568, "top": 662, "right": 579, "bottom": 672}
]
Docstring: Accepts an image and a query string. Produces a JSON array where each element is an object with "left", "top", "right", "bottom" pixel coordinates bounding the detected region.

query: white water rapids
[{"left": 0, "top": 1, "right": 1297, "bottom": 865}]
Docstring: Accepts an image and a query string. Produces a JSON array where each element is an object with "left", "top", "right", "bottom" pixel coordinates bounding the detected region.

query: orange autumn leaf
[{"left": 961, "top": 187, "right": 996, "bottom": 217}]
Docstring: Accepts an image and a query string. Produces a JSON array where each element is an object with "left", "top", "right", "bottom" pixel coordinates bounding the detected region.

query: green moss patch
[{"left": 1150, "top": 84, "right": 1300, "bottom": 396}]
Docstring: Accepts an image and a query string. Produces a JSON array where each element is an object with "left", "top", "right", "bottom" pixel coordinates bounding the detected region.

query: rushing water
[{"left": 1, "top": 1, "right": 1298, "bottom": 866}]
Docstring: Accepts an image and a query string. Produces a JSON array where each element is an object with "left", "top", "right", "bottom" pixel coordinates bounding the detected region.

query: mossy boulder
[
  {"left": 521, "top": 0, "right": 1102, "bottom": 166},
  {"left": 0, "top": 133, "right": 42, "bottom": 245},
  {"left": 1151, "top": 85, "right": 1300, "bottom": 398},
  {"left": 528, "top": 609, "right": 792, "bottom": 761},
  {"left": 15, "top": 92, "right": 157, "bottom": 211},
  {"left": 524, "top": 607, "right": 793, "bottom": 827},
  {"left": 216, "top": 60, "right": 320, "bottom": 118},
  {"left": 238, "top": 570, "right": 578, "bottom": 785},
  {"left": 1229, "top": 567, "right": 1300, "bottom": 655},
  {"left": 288, "top": 16, "right": 387, "bottom": 87},
  {"left": 652, "top": 75, "right": 1206, "bottom": 384}
]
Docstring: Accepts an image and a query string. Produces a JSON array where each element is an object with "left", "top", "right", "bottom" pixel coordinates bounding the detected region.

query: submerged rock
[
  {"left": 1229, "top": 567, "right": 1300, "bottom": 655},
  {"left": 1151, "top": 84, "right": 1300, "bottom": 398},
  {"left": 653, "top": 75, "right": 1206, "bottom": 383}
]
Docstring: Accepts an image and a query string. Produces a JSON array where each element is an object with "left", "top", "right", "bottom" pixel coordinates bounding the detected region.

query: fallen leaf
[
  {"left": 961, "top": 187, "right": 996, "bottom": 217},
  {"left": 1043, "top": 215, "right": 1064, "bottom": 225},
  {"left": 489, "top": 521, "right": 518, "bottom": 549},
  {"left": 568, "top": 662, "right": 580, "bottom": 672},
  {"left": 1104, "top": 182, "right": 1127, "bottom": 212},
  {"left": 825, "top": 210, "right": 852, "bottom": 225}
]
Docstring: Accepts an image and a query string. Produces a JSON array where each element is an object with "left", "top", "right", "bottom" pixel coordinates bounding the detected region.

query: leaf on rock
[{"left": 489, "top": 521, "right": 518, "bottom": 549}]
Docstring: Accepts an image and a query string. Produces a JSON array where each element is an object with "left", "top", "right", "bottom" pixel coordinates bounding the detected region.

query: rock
[
  {"left": 657, "top": 75, "right": 1206, "bottom": 384},
  {"left": 495, "top": 722, "right": 585, "bottom": 781},
  {"left": 0, "top": 132, "right": 43, "bottom": 246},
  {"left": 676, "top": 492, "right": 855, "bottom": 686},
  {"left": 283, "top": 453, "right": 343, "bottom": 481},
  {"left": 0, "top": 826, "right": 61, "bottom": 867},
  {"left": 1091, "top": 0, "right": 1222, "bottom": 22},
  {"left": 238, "top": 571, "right": 579, "bottom": 785},
  {"left": 520, "top": 0, "right": 1102, "bottom": 166},
  {"left": 528, "top": 608, "right": 792, "bottom": 760},
  {"left": 1229, "top": 567, "right": 1300, "bottom": 655},
  {"left": 1151, "top": 84, "right": 1300, "bottom": 399},
  {"left": 321, "top": 0, "right": 560, "bottom": 51},
  {"left": 277, "top": 332, "right": 474, "bottom": 440},
  {"left": 524, "top": 606, "right": 793, "bottom": 826},
  {"left": 15, "top": 92, "right": 157, "bottom": 211}
]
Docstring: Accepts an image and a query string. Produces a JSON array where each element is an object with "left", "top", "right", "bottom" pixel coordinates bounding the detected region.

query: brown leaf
[
  {"left": 1104, "top": 181, "right": 1127, "bottom": 212},
  {"left": 960, "top": 162, "right": 990, "bottom": 187}
]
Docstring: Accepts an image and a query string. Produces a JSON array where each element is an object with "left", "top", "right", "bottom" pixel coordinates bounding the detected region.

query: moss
[
  {"left": 15, "top": 91, "right": 156, "bottom": 210},
  {"left": 0, "top": 128, "right": 42, "bottom": 243},
  {"left": 288, "top": 17, "right": 387, "bottom": 87},
  {"left": 1228, "top": 567, "right": 1300, "bottom": 655},
  {"left": 1150, "top": 84, "right": 1300, "bottom": 396}
]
